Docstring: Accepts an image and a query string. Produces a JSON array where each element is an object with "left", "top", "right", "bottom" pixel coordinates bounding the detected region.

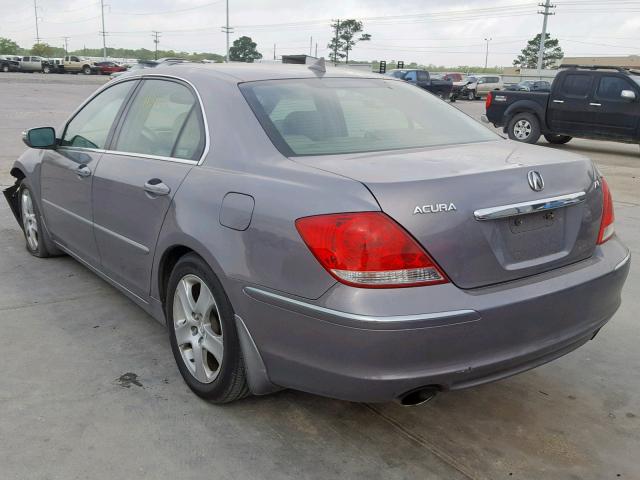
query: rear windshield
[{"left": 240, "top": 78, "right": 497, "bottom": 156}]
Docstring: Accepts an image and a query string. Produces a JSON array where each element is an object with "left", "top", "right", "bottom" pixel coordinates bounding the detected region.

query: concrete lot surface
[{"left": 0, "top": 72, "right": 638, "bottom": 480}]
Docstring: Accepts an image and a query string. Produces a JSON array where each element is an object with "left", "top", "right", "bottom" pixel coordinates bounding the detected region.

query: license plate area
[{"left": 509, "top": 210, "right": 556, "bottom": 234}]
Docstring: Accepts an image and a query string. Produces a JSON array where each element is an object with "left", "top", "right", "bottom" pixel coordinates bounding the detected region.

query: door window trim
[
  {"left": 105, "top": 75, "right": 210, "bottom": 165},
  {"left": 58, "top": 74, "right": 210, "bottom": 165}
]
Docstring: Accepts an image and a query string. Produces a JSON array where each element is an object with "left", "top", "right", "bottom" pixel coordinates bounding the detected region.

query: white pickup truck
[
  {"left": 18, "top": 56, "right": 44, "bottom": 72},
  {"left": 61, "top": 55, "right": 99, "bottom": 75}
]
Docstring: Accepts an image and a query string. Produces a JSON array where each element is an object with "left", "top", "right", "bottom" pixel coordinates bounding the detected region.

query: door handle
[
  {"left": 552, "top": 99, "right": 564, "bottom": 104},
  {"left": 589, "top": 102, "right": 602, "bottom": 107},
  {"left": 75, "top": 165, "right": 92, "bottom": 178},
  {"left": 144, "top": 179, "right": 171, "bottom": 196}
]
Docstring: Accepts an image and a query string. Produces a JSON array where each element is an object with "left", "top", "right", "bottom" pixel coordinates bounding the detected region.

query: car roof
[{"left": 143, "top": 62, "right": 384, "bottom": 84}]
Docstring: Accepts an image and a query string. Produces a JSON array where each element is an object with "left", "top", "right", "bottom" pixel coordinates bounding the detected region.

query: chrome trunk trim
[{"left": 474, "top": 191, "right": 586, "bottom": 221}]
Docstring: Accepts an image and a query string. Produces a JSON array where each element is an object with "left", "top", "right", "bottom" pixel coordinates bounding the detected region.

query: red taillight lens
[
  {"left": 597, "top": 177, "right": 615, "bottom": 244},
  {"left": 486, "top": 91, "right": 493, "bottom": 109},
  {"left": 295, "top": 212, "right": 449, "bottom": 288}
]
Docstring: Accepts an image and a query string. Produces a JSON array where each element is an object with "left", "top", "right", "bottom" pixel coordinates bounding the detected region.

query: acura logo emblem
[{"left": 527, "top": 170, "right": 544, "bottom": 192}]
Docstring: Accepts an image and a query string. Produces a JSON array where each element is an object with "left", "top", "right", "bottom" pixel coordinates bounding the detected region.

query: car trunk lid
[{"left": 294, "top": 140, "right": 602, "bottom": 289}]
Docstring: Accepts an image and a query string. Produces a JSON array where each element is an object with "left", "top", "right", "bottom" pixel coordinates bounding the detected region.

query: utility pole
[
  {"left": 100, "top": 0, "right": 107, "bottom": 60},
  {"left": 63, "top": 36, "right": 70, "bottom": 54},
  {"left": 309, "top": 36, "right": 313, "bottom": 57},
  {"left": 273, "top": 43, "right": 276, "bottom": 61},
  {"left": 33, "top": 0, "right": 40, "bottom": 44},
  {"left": 152, "top": 31, "right": 161, "bottom": 60},
  {"left": 536, "top": 0, "right": 555, "bottom": 72},
  {"left": 220, "top": 0, "right": 234, "bottom": 62},
  {"left": 315, "top": 42, "right": 318, "bottom": 58},
  {"left": 332, "top": 19, "right": 340, "bottom": 65},
  {"left": 484, "top": 37, "right": 491, "bottom": 71}
]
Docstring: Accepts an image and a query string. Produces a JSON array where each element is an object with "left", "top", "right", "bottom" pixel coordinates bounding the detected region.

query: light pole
[{"left": 484, "top": 37, "right": 491, "bottom": 71}]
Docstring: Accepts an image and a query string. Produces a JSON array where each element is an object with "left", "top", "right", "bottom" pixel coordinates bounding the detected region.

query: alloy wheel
[
  {"left": 172, "top": 274, "right": 223, "bottom": 384},
  {"left": 513, "top": 119, "right": 532, "bottom": 140},
  {"left": 21, "top": 189, "right": 38, "bottom": 251}
]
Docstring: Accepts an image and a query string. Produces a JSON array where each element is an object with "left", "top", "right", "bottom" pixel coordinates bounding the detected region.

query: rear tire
[
  {"left": 82, "top": 66, "right": 92, "bottom": 75},
  {"left": 507, "top": 112, "right": 541, "bottom": 144},
  {"left": 467, "top": 90, "right": 476, "bottom": 101},
  {"left": 544, "top": 134, "right": 572, "bottom": 145},
  {"left": 2, "top": 65, "right": 9, "bottom": 73},
  {"left": 166, "top": 253, "right": 250, "bottom": 404}
]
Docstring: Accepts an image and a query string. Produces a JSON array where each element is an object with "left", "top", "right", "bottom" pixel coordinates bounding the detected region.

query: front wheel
[
  {"left": 167, "top": 253, "right": 249, "bottom": 403},
  {"left": 544, "top": 134, "right": 572, "bottom": 145},
  {"left": 507, "top": 112, "right": 541, "bottom": 144},
  {"left": 42, "top": 65, "right": 51, "bottom": 74},
  {"left": 2, "top": 65, "right": 9, "bottom": 73},
  {"left": 19, "top": 183, "right": 58, "bottom": 257},
  {"left": 467, "top": 90, "right": 476, "bottom": 101}
]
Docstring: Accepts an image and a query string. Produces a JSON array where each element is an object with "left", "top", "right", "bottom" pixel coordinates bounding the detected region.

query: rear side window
[
  {"left": 114, "top": 79, "right": 204, "bottom": 160},
  {"left": 61, "top": 80, "right": 135, "bottom": 149},
  {"left": 417, "top": 71, "right": 428, "bottom": 81},
  {"left": 596, "top": 76, "right": 634, "bottom": 100},
  {"left": 561, "top": 74, "right": 592, "bottom": 98}
]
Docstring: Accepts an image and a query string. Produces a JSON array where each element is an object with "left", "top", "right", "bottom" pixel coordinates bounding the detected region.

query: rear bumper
[{"left": 237, "top": 238, "right": 630, "bottom": 402}]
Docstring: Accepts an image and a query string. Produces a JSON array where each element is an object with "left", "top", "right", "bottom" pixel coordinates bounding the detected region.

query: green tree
[
  {"left": 513, "top": 33, "right": 563, "bottom": 69},
  {"left": 0, "top": 37, "right": 20, "bottom": 54},
  {"left": 229, "top": 36, "right": 262, "bottom": 63},
  {"left": 328, "top": 19, "right": 371, "bottom": 64},
  {"left": 31, "top": 42, "right": 54, "bottom": 57}
]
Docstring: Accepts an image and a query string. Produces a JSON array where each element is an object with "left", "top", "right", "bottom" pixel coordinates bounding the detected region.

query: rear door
[
  {"left": 92, "top": 77, "right": 206, "bottom": 298},
  {"left": 589, "top": 74, "right": 640, "bottom": 140},
  {"left": 40, "top": 79, "right": 138, "bottom": 265},
  {"left": 547, "top": 72, "right": 594, "bottom": 134}
]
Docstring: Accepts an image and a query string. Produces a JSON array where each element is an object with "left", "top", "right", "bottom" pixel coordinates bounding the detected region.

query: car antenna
[{"left": 307, "top": 57, "right": 326, "bottom": 75}]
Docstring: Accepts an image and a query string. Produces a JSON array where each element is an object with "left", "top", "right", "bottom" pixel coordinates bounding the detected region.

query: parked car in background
[
  {"left": 5, "top": 63, "right": 629, "bottom": 405},
  {"left": 460, "top": 75, "right": 503, "bottom": 100},
  {"left": 19, "top": 56, "right": 44, "bottom": 72},
  {"left": 484, "top": 65, "right": 640, "bottom": 145},
  {"left": 95, "top": 61, "right": 127, "bottom": 75},
  {"left": 505, "top": 80, "right": 552, "bottom": 92},
  {"left": 386, "top": 69, "right": 453, "bottom": 99},
  {"left": 42, "top": 58, "right": 64, "bottom": 74},
  {"left": 109, "top": 58, "right": 190, "bottom": 80},
  {"left": 62, "top": 55, "right": 99, "bottom": 75},
  {"left": 0, "top": 57, "right": 20, "bottom": 72},
  {"left": 442, "top": 72, "right": 465, "bottom": 82}
]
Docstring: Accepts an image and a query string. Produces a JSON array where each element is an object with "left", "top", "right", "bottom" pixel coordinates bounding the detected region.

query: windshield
[{"left": 240, "top": 78, "right": 497, "bottom": 157}]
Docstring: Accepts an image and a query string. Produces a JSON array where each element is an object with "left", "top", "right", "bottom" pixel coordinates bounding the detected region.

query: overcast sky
[{"left": 3, "top": 0, "right": 640, "bottom": 66}]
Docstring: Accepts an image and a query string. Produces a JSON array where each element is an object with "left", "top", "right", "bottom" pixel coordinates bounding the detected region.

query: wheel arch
[{"left": 503, "top": 102, "right": 545, "bottom": 132}]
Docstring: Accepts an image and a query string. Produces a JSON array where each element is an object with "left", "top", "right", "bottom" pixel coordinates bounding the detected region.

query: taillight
[
  {"left": 597, "top": 177, "right": 615, "bottom": 244},
  {"left": 486, "top": 91, "right": 493, "bottom": 109},
  {"left": 295, "top": 212, "right": 449, "bottom": 288}
]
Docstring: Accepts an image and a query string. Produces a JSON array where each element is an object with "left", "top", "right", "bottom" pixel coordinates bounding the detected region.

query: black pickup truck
[
  {"left": 484, "top": 65, "right": 640, "bottom": 145},
  {"left": 386, "top": 69, "right": 454, "bottom": 100}
]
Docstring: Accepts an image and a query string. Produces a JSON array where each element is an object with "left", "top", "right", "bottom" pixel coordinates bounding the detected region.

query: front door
[
  {"left": 40, "top": 79, "right": 138, "bottom": 265},
  {"left": 547, "top": 72, "right": 594, "bottom": 135},
  {"left": 92, "top": 78, "right": 206, "bottom": 298},
  {"left": 589, "top": 75, "right": 640, "bottom": 140}
]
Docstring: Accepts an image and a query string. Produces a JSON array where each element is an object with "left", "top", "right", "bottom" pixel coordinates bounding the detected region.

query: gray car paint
[{"left": 8, "top": 63, "right": 630, "bottom": 403}]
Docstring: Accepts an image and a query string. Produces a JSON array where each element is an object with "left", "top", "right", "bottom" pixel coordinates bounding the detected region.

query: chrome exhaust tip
[{"left": 397, "top": 387, "right": 439, "bottom": 407}]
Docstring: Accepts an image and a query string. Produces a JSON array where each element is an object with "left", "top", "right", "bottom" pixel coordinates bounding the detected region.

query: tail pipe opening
[{"left": 396, "top": 386, "right": 440, "bottom": 407}]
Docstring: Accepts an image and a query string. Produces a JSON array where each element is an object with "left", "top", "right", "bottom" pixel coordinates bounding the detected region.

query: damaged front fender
[{"left": 3, "top": 179, "right": 22, "bottom": 226}]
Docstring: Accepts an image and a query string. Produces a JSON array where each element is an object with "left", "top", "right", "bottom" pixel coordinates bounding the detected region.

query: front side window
[
  {"left": 114, "top": 79, "right": 204, "bottom": 160},
  {"left": 417, "top": 71, "right": 429, "bottom": 82},
  {"left": 61, "top": 80, "right": 135, "bottom": 149},
  {"left": 241, "top": 78, "right": 497, "bottom": 157},
  {"left": 596, "top": 76, "right": 634, "bottom": 100}
]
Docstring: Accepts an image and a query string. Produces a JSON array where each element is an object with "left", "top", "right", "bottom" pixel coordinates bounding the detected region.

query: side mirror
[
  {"left": 22, "top": 127, "right": 56, "bottom": 149},
  {"left": 621, "top": 90, "right": 636, "bottom": 101}
]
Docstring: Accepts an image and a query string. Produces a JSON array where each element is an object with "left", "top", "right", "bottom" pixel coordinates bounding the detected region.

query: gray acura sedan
[{"left": 5, "top": 62, "right": 630, "bottom": 405}]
